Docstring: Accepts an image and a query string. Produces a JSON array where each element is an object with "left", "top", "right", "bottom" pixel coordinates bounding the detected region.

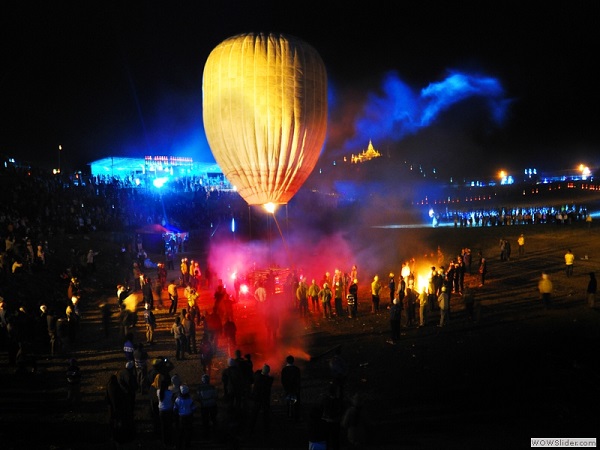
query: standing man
[
  {"left": 418, "top": 287, "right": 428, "bottom": 327},
  {"left": 254, "top": 281, "right": 267, "bottom": 314},
  {"left": 180, "top": 258, "right": 189, "bottom": 287},
  {"left": 538, "top": 272, "right": 553, "bottom": 309},
  {"left": 66, "top": 358, "right": 82, "bottom": 408},
  {"left": 307, "top": 279, "right": 321, "bottom": 315},
  {"left": 437, "top": 286, "right": 449, "bottom": 327},
  {"left": 249, "top": 364, "right": 274, "bottom": 436},
  {"left": 296, "top": 277, "right": 309, "bottom": 318},
  {"left": 517, "top": 234, "right": 525, "bottom": 258},
  {"left": 463, "top": 287, "right": 476, "bottom": 322},
  {"left": 564, "top": 249, "right": 575, "bottom": 277},
  {"left": 478, "top": 253, "right": 487, "bottom": 287},
  {"left": 196, "top": 374, "right": 218, "bottom": 440},
  {"left": 173, "top": 385, "right": 197, "bottom": 449},
  {"left": 387, "top": 298, "right": 401, "bottom": 344},
  {"left": 168, "top": 280, "right": 179, "bottom": 316},
  {"left": 141, "top": 275, "right": 154, "bottom": 310},
  {"left": 333, "top": 282, "right": 344, "bottom": 318},
  {"left": 370, "top": 275, "right": 381, "bottom": 314},
  {"left": 587, "top": 272, "right": 597, "bottom": 309},
  {"left": 428, "top": 267, "right": 437, "bottom": 312},
  {"left": 86, "top": 249, "right": 99, "bottom": 275},
  {"left": 170, "top": 317, "right": 186, "bottom": 361},
  {"left": 347, "top": 279, "right": 358, "bottom": 319},
  {"left": 318, "top": 283, "right": 333, "bottom": 319},
  {"left": 123, "top": 332, "right": 135, "bottom": 363},
  {"left": 281, "top": 355, "right": 302, "bottom": 420},
  {"left": 143, "top": 303, "right": 156, "bottom": 345},
  {"left": 388, "top": 273, "right": 396, "bottom": 307},
  {"left": 117, "top": 284, "right": 128, "bottom": 309}
]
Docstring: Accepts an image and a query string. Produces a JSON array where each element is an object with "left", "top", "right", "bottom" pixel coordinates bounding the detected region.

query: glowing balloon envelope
[{"left": 202, "top": 32, "right": 328, "bottom": 205}]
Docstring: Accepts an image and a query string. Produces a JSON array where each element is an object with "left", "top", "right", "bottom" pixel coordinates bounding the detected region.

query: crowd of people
[
  {"left": 0, "top": 221, "right": 370, "bottom": 450},
  {"left": 435, "top": 205, "right": 591, "bottom": 227},
  {"left": 1, "top": 161, "right": 597, "bottom": 449}
]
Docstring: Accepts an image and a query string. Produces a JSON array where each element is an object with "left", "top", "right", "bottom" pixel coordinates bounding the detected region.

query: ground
[{"left": 1, "top": 222, "right": 599, "bottom": 450}]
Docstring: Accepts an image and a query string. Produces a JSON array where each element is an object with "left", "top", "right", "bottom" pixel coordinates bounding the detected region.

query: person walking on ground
[
  {"left": 249, "top": 364, "right": 274, "bottom": 436},
  {"left": 141, "top": 275, "right": 154, "bottom": 310},
  {"left": 100, "top": 303, "right": 112, "bottom": 338},
  {"left": 308, "top": 279, "right": 321, "bottom": 315},
  {"left": 222, "top": 316, "right": 237, "bottom": 357},
  {"left": 123, "top": 332, "right": 135, "bottom": 363},
  {"left": 404, "top": 287, "right": 416, "bottom": 327},
  {"left": 86, "top": 249, "right": 99, "bottom": 275},
  {"left": 234, "top": 349, "right": 253, "bottom": 411},
  {"left": 222, "top": 357, "right": 245, "bottom": 413},
  {"left": 329, "top": 346, "right": 348, "bottom": 400},
  {"left": 183, "top": 313, "right": 197, "bottom": 354},
  {"left": 157, "top": 375, "right": 175, "bottom": 448},
  {"left": 334, "top": 281, "right": 344, "bottom": 318},
  {"left": 133, "top": 343, "right": 149, "bottom": 394},
  {"left": 478, "top": 253, "right": 487, "bottom": 287},
  {"left": 565, "top": 249, "right": 575, "bottom": 277},
  {"left": 281, "top": 355, "right": 302, "bottom": 420},
  {"left": 348, "top": 279, "right": 358, "bottom": 319},
  {"left": 46, "top": 306, "right": 60, "bottom": 355},
  {"left": 517, "top": 234, "right": 525, "bottom": 258},
  {"left": 396, "top": 276, "right": 406, "bottom": 313},
  {"left": 205, "top": 309, "right": 222, "bottom": 354},
  {"left": 463, "top": 287, "right": 476, "bottom": 321},
  {"left": 117, "top": 284, "right": 128, "bottom": 310},
  {"left": 254, "top": 281, "right": 267, "bottom": 314},
  {"left": 587, "top": 272, "right": 597, "bottom": 309},
  {"left": 168, "top": 280, "right": 179, "bottom": 315},
  {"left": 418, "top": 287, "right": 428, "bottom": 327},
  {"left": 321, "top": 381, "right": 344, "bottom": 450},
  {"left": 143, "top": 303, "right": 156, "bottom": 345},
  {"left": 438, "top": 286, "right": 450, "bottom": 327},
  {"left": 196, "top": 374, "right": 218, "bottom": 440},
  {"left": 297, "top": 278, "right": 309, "bottom": 318},
  {"left": 341, "top": 392, "right": 372, "bottom": 450},
  {"left": 106, "top": 373, "right": 136, "bottom": 447},
  {"left": 173, "top": 384, "right": 197, "bottom": 450},
  {"left": 170, "top": 316, "right": 186, "bottom": 361},
  {"left": 318, "top": 283, "right": 333, "bottom": 319},
  {"left": 538, "top": 272, "right": 553, "bottom": 309},
  {"left": 199, "top": 333, "right": 214, "bottom": 377},
  {"left": 387, "top": 297, "right": 401, "bottom": 344},
  {"left": 371, "top": 275, "right": 382, "bottom": 313},
  {"left": 66, "top": 358, "right": 82, "bottom": 408},
  {"left": 388, "top": 273, "right": 395, "bottom": 306}
]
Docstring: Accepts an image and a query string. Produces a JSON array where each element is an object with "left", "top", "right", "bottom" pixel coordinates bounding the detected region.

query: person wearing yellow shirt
[
  {"left": 517, "top": 234, "right": 525, "bottom": 258},
  {"left": 538, "top": 273, "right": 553, "bottom": 309},
  {"left": 564, "top": 249, "right": 575, "bottom": 277}
]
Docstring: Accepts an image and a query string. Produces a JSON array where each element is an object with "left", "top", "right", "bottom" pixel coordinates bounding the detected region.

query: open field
[{"left": 1, "top": 219, "right": 599, "bottom": 449}]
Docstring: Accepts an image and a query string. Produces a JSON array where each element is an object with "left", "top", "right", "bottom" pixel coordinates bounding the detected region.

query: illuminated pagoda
[{"left": 351, "top": 140, "right": 381, "bottom": 164}]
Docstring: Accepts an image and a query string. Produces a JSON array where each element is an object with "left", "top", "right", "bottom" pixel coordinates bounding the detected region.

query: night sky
[{"left": 2, "top": 1, "right": 598, "bottom": 179}]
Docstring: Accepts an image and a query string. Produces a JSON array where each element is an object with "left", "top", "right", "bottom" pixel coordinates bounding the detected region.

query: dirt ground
[{"left": 1, "top": 221, "right": 599, "bottom": 450}]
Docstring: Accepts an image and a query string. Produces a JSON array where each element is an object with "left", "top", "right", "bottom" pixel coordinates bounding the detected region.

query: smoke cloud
[{"left": 332, "top": 70, "right": 510, "bottom": 156}]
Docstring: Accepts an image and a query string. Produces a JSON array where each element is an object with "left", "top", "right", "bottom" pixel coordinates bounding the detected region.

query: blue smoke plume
[{"left": 342, "top": 70, "right": 510, "bottom": 152}]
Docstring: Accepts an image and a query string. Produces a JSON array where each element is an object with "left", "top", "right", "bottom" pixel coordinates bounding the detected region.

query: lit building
[
  {"left": 351, "top": 140, "right": 381, "bottom": 163},
  {"left": 88, "top": 156, "right": 230, "bottom": 189}
]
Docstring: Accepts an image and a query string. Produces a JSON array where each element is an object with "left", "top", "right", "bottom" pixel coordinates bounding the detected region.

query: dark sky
[{"left": 2, "top": 1, "right": 599, "bottom": 178}]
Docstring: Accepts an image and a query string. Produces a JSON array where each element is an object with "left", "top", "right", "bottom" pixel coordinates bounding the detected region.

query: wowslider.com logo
[{"left": 531, "top": 438, "right": 596, "bottom": 448}]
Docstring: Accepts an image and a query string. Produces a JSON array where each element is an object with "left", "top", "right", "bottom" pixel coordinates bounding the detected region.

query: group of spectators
[{"left": 436, "top": 205, "right": 590, "bottom": 227}]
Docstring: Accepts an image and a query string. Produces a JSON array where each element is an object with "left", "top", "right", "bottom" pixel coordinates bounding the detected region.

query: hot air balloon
[{"left": 202, "top": 32, "right": 328, "bottom": 206}]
